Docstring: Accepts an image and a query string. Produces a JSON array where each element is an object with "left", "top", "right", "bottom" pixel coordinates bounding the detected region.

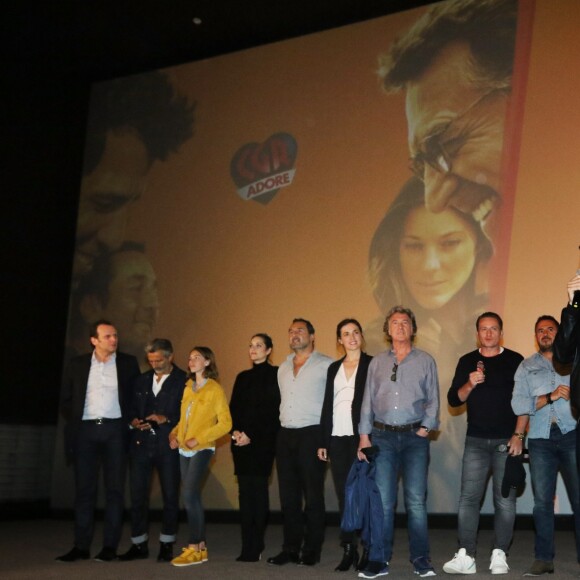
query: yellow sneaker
[
  {"left": 200, "top": 548, "right": 208, "bottom": 562},
  {"left": 171, "top": 547, "right": 203, "bottom": 567}
]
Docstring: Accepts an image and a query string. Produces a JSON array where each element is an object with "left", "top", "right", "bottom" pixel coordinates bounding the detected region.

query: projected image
[
  {"left": 56, "top": 0, "right": 575, "bottom": 519},
  {"left": 364, "top": 0, "right": 523, "bottom": 506},
  {"left": 67, "top": 242, "right": 159, "bottom": 369},
  {"left": 67, "top": 72, "right": 194, "bottom": 360},
  {"left": 379, "top": 0, "right": 518, "bottom": 249}
]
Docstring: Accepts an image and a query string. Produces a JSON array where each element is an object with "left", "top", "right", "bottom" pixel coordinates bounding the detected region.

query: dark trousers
[
  {"left": 329, "top": 435, "right": 358, "bottom": 544},
  {"left": 74, "top": 420, "right": 126, "bottom": 550},
  {"left": 129, "top": 437, "right": 180, "bottom": 543},
  {"left": 276, "top": 425, "right": 326, "bottom": 555},
  {"left": 237, "top": 474, "right": 269, "bottom": 557}
]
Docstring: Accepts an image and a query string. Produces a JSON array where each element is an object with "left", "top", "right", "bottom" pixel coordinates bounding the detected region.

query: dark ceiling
[{"left": 9, "top": 0, "right": 432, "bottom": 81}]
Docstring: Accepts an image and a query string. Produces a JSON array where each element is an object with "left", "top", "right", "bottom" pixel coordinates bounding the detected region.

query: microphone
[{"left": 476, "top": 360, "right": 485, "bottom": 382}]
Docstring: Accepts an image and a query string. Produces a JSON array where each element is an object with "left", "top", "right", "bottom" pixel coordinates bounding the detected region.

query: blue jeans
[
  {"left": 529, "top": 425, "right": 580, "bottom": 562},
  {"left": 373, "top": 428, "right": 430, "bottom": 562},
  {"left": 180, "top": 450, "right": 213, "bottom": 544},
  {"left": 129, "top": 436, "right": 180, "bottom": 543},
  {"left": 457, "top": 436, "right": 515, "bottom": 555}
]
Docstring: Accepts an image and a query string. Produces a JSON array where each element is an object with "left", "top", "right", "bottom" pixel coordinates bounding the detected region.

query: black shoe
[
  {"left": 56, "top": 547, "right": 90, "bottom": 562},
  {"left": 335, "top": 543, "right": 359, "bottom": 572},
  {"left": 157, "top": 542, "right": 174, "bottom": 562},
  {"left": 119, "top": 542, "right": 148, "bottom": 561},
  {"left": 267, "top": 551, "right": 300, "bottom": 565},
  {"left": 357, "top": 548, "right": 369, "bottom": 572},
  {"left": 94, "top": 547, "right": 117, "bottom": 562},
  {"left": 236, "top": 552, "right": 261, "bottom": 562},
  {"left": 298, "top": 551, "right": 320, "bottom": 566}
]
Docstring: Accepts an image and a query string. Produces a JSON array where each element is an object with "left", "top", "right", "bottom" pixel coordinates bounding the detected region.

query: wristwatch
[
  {"left": 546, "top": 392, "right": 553, "bottom": 405},
  {"left": 420, "top": 425, "right": 431, "bottom": 433}
]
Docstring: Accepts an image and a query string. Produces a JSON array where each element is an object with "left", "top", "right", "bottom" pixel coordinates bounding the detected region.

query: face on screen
[
  {"left": 399, "top": 205, "right": 477, "bottom": 310},
  {"left": 405, "top": 42, "right": 508, "bottom": 243},
  {"left": 73, "top": 129, "right": 149, "bottom": 283},
  {"left": 101, "top": 250, "right": 159, "bottom": 353}
]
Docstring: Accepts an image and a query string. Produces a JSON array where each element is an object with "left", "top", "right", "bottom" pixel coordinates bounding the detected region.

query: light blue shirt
[
  {"left": 359, "top": 347, "right": 440, "bottom": 434},
  {"left": 511, "top": 351, "right": 575, "bottom": 439},
  {"left": 278, "top": 351, "right": 332, "bottom": 428}
]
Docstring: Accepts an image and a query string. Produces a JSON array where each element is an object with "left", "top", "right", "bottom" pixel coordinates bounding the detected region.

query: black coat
[
  {"left": 319, "top": 352, "right": 373, "bottom": 451},
  {"left": 229, "top": 362, "right": 280, "bottom": 477},
  {"left": 554, "top": 303, "right": 580, "bottom": 410},
  {"left": 60, "top": 351, "right": 140, "bottom": 458}
]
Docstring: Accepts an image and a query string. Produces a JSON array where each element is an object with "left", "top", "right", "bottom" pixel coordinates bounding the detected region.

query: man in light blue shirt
[
  {"left": 512, "top": 315, "right": 580, "bottom": 576},
  {"left": 358, "top": 306, "right": 439, "bottom": 579}
]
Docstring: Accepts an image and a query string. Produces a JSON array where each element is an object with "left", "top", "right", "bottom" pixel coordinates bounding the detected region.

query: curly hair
[{"left": 83, "top": 71, "right": 195, "bottom": 175}]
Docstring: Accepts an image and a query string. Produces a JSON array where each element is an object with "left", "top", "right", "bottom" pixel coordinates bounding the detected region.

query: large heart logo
[{"left": 230, "top": 132, "right": 298, "bottom": 205}]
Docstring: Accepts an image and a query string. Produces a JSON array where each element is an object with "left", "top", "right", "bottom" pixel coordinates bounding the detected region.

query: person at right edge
[
  {"left": 443, "top": 312, "right": 527, "bottom": 575},
  {"left": 512, "top": 315, "right": 580, "bottom": 576},
  {"left": 554, "top": 271, "right": 580, "bottom": 457}
]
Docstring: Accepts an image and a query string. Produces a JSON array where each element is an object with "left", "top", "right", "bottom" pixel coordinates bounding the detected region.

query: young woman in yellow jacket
[{"left": 169, "top": 346, "right": 232, "bottom": 566}]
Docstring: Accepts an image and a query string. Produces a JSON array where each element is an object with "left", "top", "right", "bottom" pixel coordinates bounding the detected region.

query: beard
[{"left": 538, "top": 341, "right": 553, "bottom": 353}]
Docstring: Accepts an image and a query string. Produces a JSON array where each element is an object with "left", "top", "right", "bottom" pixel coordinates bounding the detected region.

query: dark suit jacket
[
  {"left": 319, "top": 352, "right": 373, "bottom": 450},
  {"left": 60, "top": 351, "right": 140, "bottom": 457},
  {"left": 128, "top": 364, "right": 187, "bottom": 447}
]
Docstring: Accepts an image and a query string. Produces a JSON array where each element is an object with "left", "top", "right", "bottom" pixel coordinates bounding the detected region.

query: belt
[
  {"left": 83, "top": 417, "right": 122, "bottom": 425},
  {"left": 373, "top": 420, "right": 421, "bottom": 432}
]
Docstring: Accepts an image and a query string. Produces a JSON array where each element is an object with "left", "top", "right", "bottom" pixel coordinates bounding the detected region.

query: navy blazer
[
  {"left": 128, "top": 364, "right": 187, "bottom": 444},
  {"left": 319, "top": 352, "right": 373, "bottom": 450}
]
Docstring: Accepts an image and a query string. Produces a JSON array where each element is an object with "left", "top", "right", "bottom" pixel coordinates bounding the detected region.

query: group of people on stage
[{"left": 56, "top": 273, "right": 580, "bottom": 578}]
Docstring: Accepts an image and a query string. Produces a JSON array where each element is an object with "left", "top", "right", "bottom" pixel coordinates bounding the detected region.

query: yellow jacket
[{"left": 171, "top": 378, "right": 232, "bottom": 452}]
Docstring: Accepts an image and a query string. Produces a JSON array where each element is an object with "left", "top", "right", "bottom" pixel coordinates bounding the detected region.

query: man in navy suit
[
  {"left": 57, "top": 319, "right": 140, "bottom": 562},
  {"left": 118, "top": 338, "right": 186, "bottom": 562}
]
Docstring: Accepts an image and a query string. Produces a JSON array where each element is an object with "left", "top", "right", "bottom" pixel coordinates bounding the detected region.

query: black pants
[
  {"left": 237, "top": 474, "right": 269, "bottom": 557},
  {"left": 329, "top": 435, "right": 358, "bottom": 543},
  {"left": 275, "top": 425, "right": 326, "bottom": 555},
  {"left": 74, "top": 420, "right": 126, "bottom": 550}
]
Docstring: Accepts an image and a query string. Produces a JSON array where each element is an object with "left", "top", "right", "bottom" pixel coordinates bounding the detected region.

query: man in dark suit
[
  {"left": 57, "top": 319, "right": 140, "bottom": 562},
  {"left": 118, "top": 338, "right": 186, "bottom": 562}
]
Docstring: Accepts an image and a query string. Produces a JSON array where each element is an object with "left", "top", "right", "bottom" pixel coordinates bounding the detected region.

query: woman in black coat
[
  {"left": 318, "top": 318, "right": 372, "bottom": 572},
  {"left": 230, "top": 333, "right": 280, "bottom": 562}
]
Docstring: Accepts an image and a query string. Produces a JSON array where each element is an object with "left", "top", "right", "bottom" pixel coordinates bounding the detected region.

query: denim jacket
[{"left": 512, "top": 352, "right": 574, "bottom": 439}]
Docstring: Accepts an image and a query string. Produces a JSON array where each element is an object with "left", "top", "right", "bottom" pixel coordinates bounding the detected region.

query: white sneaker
[
  {"left": 443, "top": 549, "right": 476, "bottom": 574},
  {"left": 489, "top": 549, "right": 509, "bottom": 575}
]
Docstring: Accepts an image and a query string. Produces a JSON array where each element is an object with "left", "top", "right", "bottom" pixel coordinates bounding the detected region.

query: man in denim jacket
[{"left": 512, "top": 316, "right": 580, "bottom": 576}]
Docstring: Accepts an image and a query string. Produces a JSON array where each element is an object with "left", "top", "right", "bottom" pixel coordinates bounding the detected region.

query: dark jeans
[
  {"left": 180, "top": 450, "right": 213, "bottom": 544},
  {"left": 129, "top": 436, "right": 180, "bottom": 543},
  {"left": 329, "top": 435, "right": 358, "bottom": 544},
  {"left": 237, "top": 474, "right": 269, "bottom": 557},
  {"left": 276, "top": 426, "right": 326, "bottom": 555},
  {"left": 373, "top": 428, "right": 430, "bottom": 562},
  {"left": 457, "top": 436, "right": 515, "bottom": 556},
  {"left": 529, "top": 425, "right": 580, "bottom": 561},
  {"left": 74, "top": 420, "right": 126, "bottom": 550}
]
